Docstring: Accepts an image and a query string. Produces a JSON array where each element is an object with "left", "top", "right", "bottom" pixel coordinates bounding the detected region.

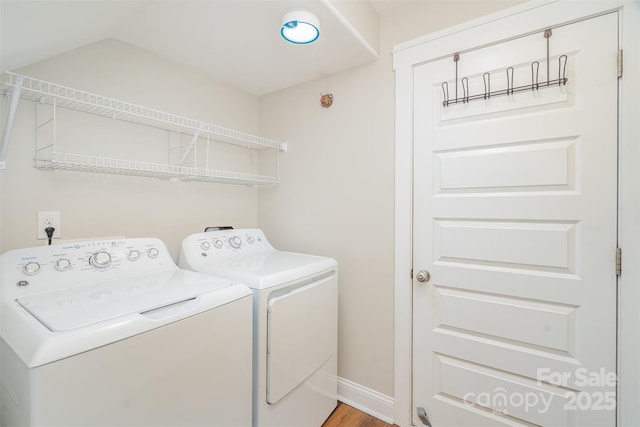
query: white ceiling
[{"left": 1, "top": 0, "right": 388, "bottom": 96}]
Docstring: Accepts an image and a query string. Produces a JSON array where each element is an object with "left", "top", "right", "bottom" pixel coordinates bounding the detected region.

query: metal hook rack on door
[{"left": 441, "top": 28, "right": 569, "bottom": 107}]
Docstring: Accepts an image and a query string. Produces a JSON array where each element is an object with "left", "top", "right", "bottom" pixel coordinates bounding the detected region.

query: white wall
[
  {"left": 0, "top": 39, "right": 260, "bottom": 259},
  {"left": 258, "top": 0, "right": 523, "bottom": 400}
]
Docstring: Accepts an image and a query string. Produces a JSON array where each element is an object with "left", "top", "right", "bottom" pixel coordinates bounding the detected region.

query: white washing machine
[
  {"left": 179, "top": 229, "right": 338, "bottom": 427},
  {"left": 1, "top": 237, "right": 253, "bottom": 427}
]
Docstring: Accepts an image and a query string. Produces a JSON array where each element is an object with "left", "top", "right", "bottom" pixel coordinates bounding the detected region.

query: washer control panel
[{"left": 2, "top": 238, "right": 174, "bottom": 299}]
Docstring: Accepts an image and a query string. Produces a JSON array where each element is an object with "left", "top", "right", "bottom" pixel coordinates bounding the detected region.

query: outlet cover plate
[{"left": 37, "top": 211, "right": 61, "bottom": 240}]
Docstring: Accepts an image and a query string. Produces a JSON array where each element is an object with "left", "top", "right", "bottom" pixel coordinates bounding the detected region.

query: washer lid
[{"left": 17, "top": 269, "right": 233, "bottom": 332}]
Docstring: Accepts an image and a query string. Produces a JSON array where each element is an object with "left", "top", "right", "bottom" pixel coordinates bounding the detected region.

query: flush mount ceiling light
[{"left": 280, "top": 11, "right": 320, "bottom": 44}]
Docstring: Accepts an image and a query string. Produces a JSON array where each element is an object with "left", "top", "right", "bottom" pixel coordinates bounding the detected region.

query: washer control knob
[
  {"left": 213, "top": 239, "right": 223, "bottom": 249},
  {"left": 147, "top": 247, "right": 160, "bottom": 258},
  {"left": 127, "top": 250, "right": 141, "bottom": 261},
  {"left": 247, "top": 236, "right": 255, "bottom": 244},
  {"left": 201, "top": 241, "right": 211, "bottom": 250},
  {"left": 89, "top": 251, "right": 112, "bottom": 269},
  {"left": 55, "top": 258, "right": 72, "bottom": 271},
  {"left": 229, "top": 236, "right": 242, "bottom": 249},
  {"left": 23, "top": 262, "right": 41, "bottom": 276}
]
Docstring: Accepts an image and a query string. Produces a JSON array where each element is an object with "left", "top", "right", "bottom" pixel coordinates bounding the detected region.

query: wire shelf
[
  {"left": 37, "top": 153, "right": 280, "bottom": 185},
  {"left": 2, "top": 72, "right": 287, "bottom": 152},
  {"left": 188, "top": 169, "right": 280, "bottom": 185},
  {"left": 2, "top": 72, "right": 283, "bottom": 185}
]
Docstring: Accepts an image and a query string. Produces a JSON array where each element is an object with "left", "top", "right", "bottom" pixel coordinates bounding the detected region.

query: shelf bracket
[
  {"left": 177, "top": 126, "right": 201, "bottom": 166},
  {"left": 1, "top": 75, "right": 24, "bottom": 169}
]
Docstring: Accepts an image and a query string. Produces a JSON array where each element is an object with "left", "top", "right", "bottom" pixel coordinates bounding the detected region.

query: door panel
[
  {"left": 267, "top": 275, "right": 338, "bottom": 404},
  {"left": 413, "top": 12, "right": 618, "bottom": 426}
]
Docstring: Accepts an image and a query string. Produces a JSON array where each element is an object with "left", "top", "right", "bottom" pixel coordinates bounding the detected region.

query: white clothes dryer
[
  {"left": 1, "top": 238, "right": 253, "bottom": 427},
  {"left": 179, "top": 229, "right": 338, "bottom": 427}
]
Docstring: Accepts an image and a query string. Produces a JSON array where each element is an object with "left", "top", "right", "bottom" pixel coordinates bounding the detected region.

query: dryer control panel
[
  {"left": 2, "top": 238, "right": 175, "bottom": 300},
  {"left": 179, "top": 228, "right": 277, "bottom": 272},
  {"left": 187, "top": 229, "right": 274, "bottom": 256}
]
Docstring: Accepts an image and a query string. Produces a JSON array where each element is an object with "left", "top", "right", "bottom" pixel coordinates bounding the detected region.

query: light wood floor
[{"left": 322, "top": 402, "right": 396, "bottom": 427}]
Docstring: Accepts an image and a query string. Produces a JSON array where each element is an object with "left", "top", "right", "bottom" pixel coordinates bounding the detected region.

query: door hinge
[
  {"left": 410, "top": 268, "right": 413, "bottom": 280},
  {"left": 617, "top": 50, "right": 623, "bottom": 78},
  {"left": 616, "top": 247, "right": 622, "bottom": 276},
  {"left": 417, "top": 407, "right": 432, "bottom": 426}
]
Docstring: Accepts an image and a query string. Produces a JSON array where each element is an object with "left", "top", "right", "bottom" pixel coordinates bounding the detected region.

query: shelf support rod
[
  {"left": 0, "top": 75, "right": 24, "bottom": 169},
  {"left": 544, "top": 29, "right": 552, "bottom": 86},
  {"left": 177, "top": 126, "right": 201, "bottom": 166}
]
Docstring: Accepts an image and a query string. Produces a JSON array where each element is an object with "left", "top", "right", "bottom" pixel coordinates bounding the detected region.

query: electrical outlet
[{"left": 37, "top": 211, "right": 61, "bottom": 240}]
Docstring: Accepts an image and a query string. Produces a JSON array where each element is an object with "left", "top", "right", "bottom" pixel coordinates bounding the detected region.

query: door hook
[
  {"left": 558, "top": 55, "right": 568, "bottom": 85},
  {"left": 483, "top": 72, "right": 491, "bottom": 99},
  {"left": 442, "top": 82, "right": 449, "bottom": 107},
  {"left": 461, "top": 77, "right": 469, "bottom": 103},
  {"left": 506, "top": 67, "right": 514, "bottom": 95},
  {"left": 531, "top": 61, "right": 540, "bottom": 91}
]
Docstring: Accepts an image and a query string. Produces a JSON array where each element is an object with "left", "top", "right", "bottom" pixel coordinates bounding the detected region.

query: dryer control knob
[
  {"left": 229, "top": 236, "right": 242, "bottom": 249},
  {"left": 147, "top": 247, "right": 160, "bottom": 258},
  {"left": 247, "top": 236, "right": 255, "bottom": 244},
  {"left": 55, "top": 258, "right": 72, "bottom": 271},
  {"left": 89, "top": 251, "right": 112, "bottom": 269},
  {"left": 127, "top": 250, "right": 141, "bottom": 261},
  {"left": 23, "top": 261, "right": 41, "bottom": 276},
  {"left": 201, "top": 241, "right": 211, "bottom": 250},
  {"left": 213, "top": 239, "right": 223, "bottom": 249}
]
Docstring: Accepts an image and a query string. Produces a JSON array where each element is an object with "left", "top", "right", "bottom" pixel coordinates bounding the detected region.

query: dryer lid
[
  {"left": 199, "top": 250, "right": 337, "bottom": 290},
  {"left": 17, "top": 269, "right": 233, "bottom": 332}
]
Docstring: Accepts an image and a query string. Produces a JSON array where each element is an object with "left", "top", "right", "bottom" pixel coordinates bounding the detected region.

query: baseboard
[{"left": 337, "top": 377, "right": 394, "bottom": 424}]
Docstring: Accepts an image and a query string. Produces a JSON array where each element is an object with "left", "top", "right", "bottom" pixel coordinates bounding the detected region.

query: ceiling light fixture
[{"left": 280, "top": 11, "right": 320, "bottom": 44}]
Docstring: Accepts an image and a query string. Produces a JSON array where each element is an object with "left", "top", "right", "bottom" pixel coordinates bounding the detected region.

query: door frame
[{"left": 392, "top": 1, "right": 640, "bottom": 426}]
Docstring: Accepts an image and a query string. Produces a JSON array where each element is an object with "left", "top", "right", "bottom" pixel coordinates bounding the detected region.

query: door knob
[{"left": 416, "top": 270, "right": 431, "bottom": 283}]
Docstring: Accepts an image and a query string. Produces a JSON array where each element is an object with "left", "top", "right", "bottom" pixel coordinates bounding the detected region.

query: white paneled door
[{"left": 412, "top": 12, "right": 618, "bottom": 426}]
